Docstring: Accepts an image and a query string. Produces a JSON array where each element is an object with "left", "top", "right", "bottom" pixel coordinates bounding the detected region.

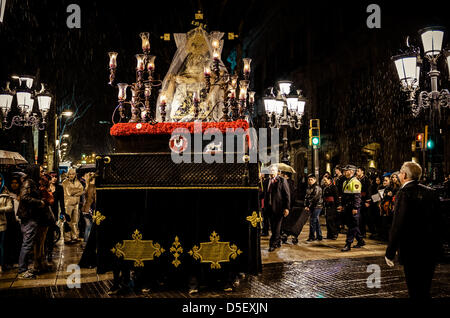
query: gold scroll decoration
[
  {"left": 246, "top": 211, "right": 263, "bottom": 228},
  {"left": 188, "top": 231, "right": 242, "bottom": 269},
  {"left": 92, "top": 211, "right": 106, "bottom": 226},
  {"left": 170, "top": 236, "right": 183, "bottom": 268},
  {"left": 111, "top": 230, "right": 165, "bottom": 267}
]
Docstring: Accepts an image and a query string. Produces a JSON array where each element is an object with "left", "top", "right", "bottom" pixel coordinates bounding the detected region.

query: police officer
[{"left": 337, "top": 165, "right": 365, "bottom": 252}]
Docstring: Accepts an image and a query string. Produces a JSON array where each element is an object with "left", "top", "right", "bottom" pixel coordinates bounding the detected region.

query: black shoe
[
  {"left": 353, "top": 240, "right": 366, "bottom": 248},
  {"left": 306, "top": 238, "right": 315, "bottom": 242},
  {"left": 341, "top": 245, "right": 351, "bottom": 252},
  {"left": 268, "top": 246, "right": 276, "bottom": 252},
  {"left": 317, "top": 237, "right": 323, "bottom": 241},
  {"left": 281, "top": 235, "right": 288, "bottom": 244},
  {"left": 292, "top": 237, "right": 299, "bottom": 245}
]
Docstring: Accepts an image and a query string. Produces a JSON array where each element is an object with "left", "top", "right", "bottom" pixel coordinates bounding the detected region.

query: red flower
[{"left": 110, "top": 120, "right": 250, "bottom": 137}]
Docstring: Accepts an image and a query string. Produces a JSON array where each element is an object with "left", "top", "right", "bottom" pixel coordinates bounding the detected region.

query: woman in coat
[{"left": 322, "top": 174, "right": 340, "bottom": 240}]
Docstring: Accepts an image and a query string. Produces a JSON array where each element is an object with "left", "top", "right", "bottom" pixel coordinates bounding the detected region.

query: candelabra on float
[{"left": 108, "top": 32, "right": 161, "bottom": 124}]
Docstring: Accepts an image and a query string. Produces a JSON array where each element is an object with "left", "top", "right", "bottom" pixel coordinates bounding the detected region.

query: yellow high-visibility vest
[{"left": 343, "top": 177, "right": 362, "bottom": 194}]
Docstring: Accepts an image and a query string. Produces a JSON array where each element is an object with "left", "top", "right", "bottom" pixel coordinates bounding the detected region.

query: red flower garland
[{"left": 110, "top": 120, "right": 250, "bottom": 137}]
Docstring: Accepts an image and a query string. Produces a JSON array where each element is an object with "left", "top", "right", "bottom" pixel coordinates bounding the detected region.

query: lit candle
[
  {"left": 160, "top": 94, "right": 167, "bottom": 105},
  {"left": 210, "top": 31, "right": 221, "bottom": 49},
  {"left": 147, "top": 55, "right": 156, "bottom": 72},
  {"left": 213, "top": 48, "right": 220, "bottom": 60},
  {"left": 108, "top": 52, "right": 118, "bottom": 68},
  {"left": 136, "top": 54, "right": 145, "bottom": 71},
  {"left": 231, "top": 75, "right": 238, "bottom": 88},
  {"left": 140, "top": 32, "right": 150, "bottom": 52},
  {"left": 117, "top": 83, "right": 129, "bottom": 101},
  {"left": 204, "top": 65, "right": 211, "bottom": 76},
  {"left": 243, "top": 58, "right": 252, "bottom": 75},
  {"left": 193, "top": 91, "right": 199, "bottom": 102},
  {"left": 239, "top": 88, "right": 247, "bottom": 100},
  {"left": 248, "top": 91, "right": 255, "bottom": 104}
]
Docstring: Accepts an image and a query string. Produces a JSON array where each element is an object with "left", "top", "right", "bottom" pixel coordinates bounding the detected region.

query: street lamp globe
[
  {"left": 18, "top": 75, "right": 34, "bottom": 89},
  {"left": 277, "top": 80, "right": 292, "bottom": 96},
  {"left": 263, "top": 96, "right": 276, "bottom": 113},
  {"left": 418, "top": 26, "right": 445, "bottom": 57},
  {"left": 392, "top": 53, "right": 420, "bottom": 90},
  {"left": 286, "top": 95, "right": 298, "bottom": 111},
  {"left": 61, "top": 110, "right": 73, "bottom": 117},
  {"left": 16, "top": 90, "right": 33, "bottom": 112},
  {"left": 37, "top": 93, "right": 52, "bottom": 113},
  {"left": 274, "top": 99, "right": 284, "bottom": 115},
  {"left": 0, "top": 91, "right": 14, "bottom": 113}
]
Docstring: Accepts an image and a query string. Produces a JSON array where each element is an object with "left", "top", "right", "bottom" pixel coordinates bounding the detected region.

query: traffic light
[
  {"left": 426, "top": 139, "right": 435, "bottom": 149},
  {"left": 309, "top": 119, "right": 320, "bottom": 147},
  {"left": 415, "top": 133, "right": 424, "bottom": 149}
]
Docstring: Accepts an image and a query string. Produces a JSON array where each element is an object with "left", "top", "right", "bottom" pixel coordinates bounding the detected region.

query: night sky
[{"left": 0, "top": 0, "right": 449, "bottom": 170}]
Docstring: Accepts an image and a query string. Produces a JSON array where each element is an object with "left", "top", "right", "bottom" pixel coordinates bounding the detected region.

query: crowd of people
[
  {"left": 260, "top": 162, "right": 447, "bottom": 253},
  {"left": 0, "top": 165, "right": 96, "bottom": 278}
]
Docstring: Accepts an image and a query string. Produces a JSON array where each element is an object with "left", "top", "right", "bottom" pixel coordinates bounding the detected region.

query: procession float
[{"left": 80, "top": 26, "right": 262, "bottom": 287}]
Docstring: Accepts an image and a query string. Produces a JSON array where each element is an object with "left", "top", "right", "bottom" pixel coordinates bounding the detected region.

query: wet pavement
[{"left": 1, "top": 217, "right": 449, "bottom": 299}]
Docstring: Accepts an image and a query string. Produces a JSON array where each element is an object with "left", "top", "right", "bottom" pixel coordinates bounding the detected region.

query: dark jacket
[
  {"left": 304, "top": 182, "right": 323, "bottom": 209},
  {"left": 334, "top": 175, "right": 345, "bottom": 198},
  {"left": 263, "top": 176, "right": 291, "bottom": 215},
  {"left": 385, "top": 181, "right": 443, "bottom": 264},
  {"left": 17, "top": 178, "right": 42, "bottom": 223},
  {"left": 50, "top": 184, "right": 66, "bottom": 218},
  {"left": 322, "top": 183, "right": 340, "bottom": 208},
  {"left": 358, "top": 175, "right": 372, "bottom": 203}
]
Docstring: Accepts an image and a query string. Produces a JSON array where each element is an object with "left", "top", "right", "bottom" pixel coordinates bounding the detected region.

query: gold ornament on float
[
  {"left": 170, "top": 236, "right": 183, "bottom": 268},
  {"left": 188, "top": 231, "right": 242, "bottom": 269},
  {"left": 92, "top": 211, "right": 106, "bottom": 226},
  {"left": 111, "top": 230, "right": 165, "bottom": 267},
  {"left": 246, "top": 211, "right": 263, "bottom": 228}
]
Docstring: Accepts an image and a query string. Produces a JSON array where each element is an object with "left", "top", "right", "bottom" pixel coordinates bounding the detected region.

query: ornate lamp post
[
  {"left": 392, "top": 26, "right": 450, "bottom": 182},
  {"left": 264, "top": 81, "right": 306, "bottom": 164},
  {"left": 0, "top": 75, "right": 52, "bottom": 130}
]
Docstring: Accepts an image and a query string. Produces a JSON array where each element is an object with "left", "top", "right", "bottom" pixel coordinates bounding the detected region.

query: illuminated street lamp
[
  {"left": 392, "top": 26, "right": 450, "bottom": 182},
  {"left": 264, "top": 82, "right": 306, "bottom": 164}
]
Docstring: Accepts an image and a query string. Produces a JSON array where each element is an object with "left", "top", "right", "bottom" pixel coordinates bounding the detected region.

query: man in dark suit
[
  {"left": 385, "top": 161, "right": 443, "bottom": 298},
  {"left": 263, "top": 165, "right": 290, "bottom": 252}
]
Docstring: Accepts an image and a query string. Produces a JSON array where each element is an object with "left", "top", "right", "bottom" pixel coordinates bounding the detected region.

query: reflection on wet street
[{"left": 1, "top": 218, "right": 449, "bottom": 298}]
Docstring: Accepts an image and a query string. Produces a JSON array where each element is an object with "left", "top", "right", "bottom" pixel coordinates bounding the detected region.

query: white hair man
[
  {"left": 263, "top": 165, "right": 290, "bottom": 252},
  {"left": 385, "top": 161, "right": 443, "bottom": 298}
]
